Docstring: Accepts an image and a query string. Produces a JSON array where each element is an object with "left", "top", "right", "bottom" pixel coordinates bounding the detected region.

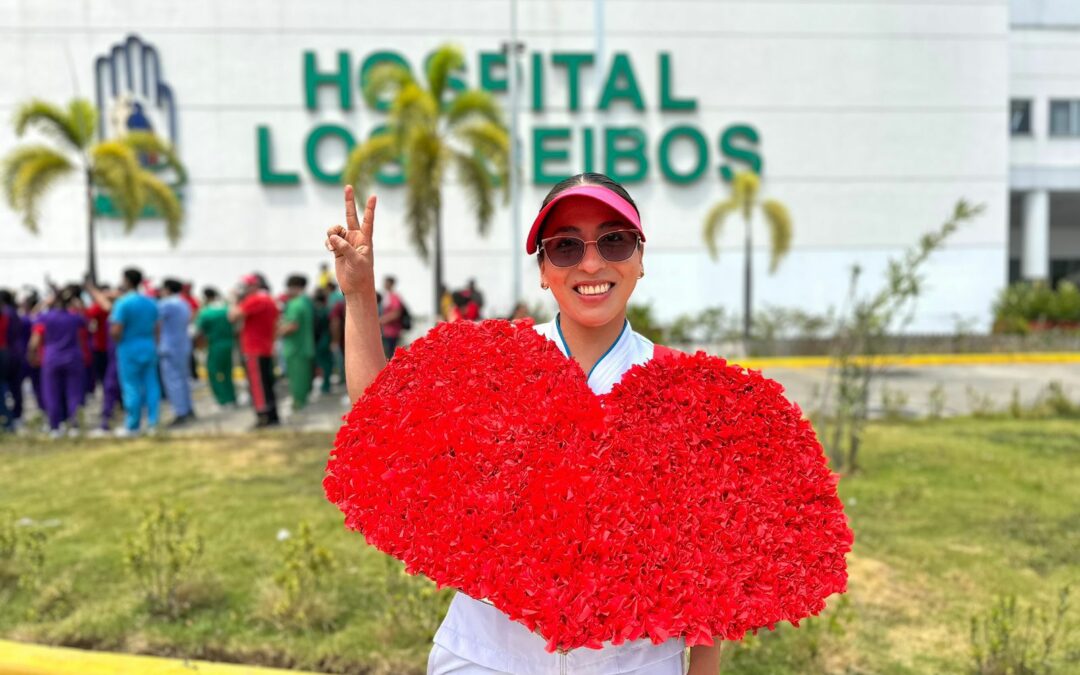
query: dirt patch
[{"left": 846, "top": 553, "right": 967, "bottom": 670}]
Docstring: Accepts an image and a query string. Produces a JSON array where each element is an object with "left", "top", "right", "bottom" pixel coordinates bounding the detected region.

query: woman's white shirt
[{"left": 431, "top": 316, "right": 687, "bottom": 675}]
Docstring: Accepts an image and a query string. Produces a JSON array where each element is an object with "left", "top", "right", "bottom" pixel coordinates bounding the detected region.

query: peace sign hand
[{"left": 325, "top": 186, "right": 377, "bottom": 297}]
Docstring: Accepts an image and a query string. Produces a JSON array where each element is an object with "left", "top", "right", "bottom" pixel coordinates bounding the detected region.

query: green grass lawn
[{"left": 0, "top": 419, "right": 1077, "bottom": 674}]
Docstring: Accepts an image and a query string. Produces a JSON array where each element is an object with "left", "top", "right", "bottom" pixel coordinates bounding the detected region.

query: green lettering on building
[
  {"left": 719, "top": 125, "right": 763, "bottom": 181},
  {"left": 604, "top": 127, "right": 649, "bottom": 182},
  {"left": 659, "top": 52, "right": 696, "bottom": 111},
  {"left": 599, "top": 53, "right": 645, "bottom": 111},
  {"left": 659, "top": 125, "right": 708, "bottom": 183},
  {"left": 257, "top": 126, "right": 300, "bottom": 184},
  {"left": 305, "top": 124, "right": 356, "bottom": 183},
  {"left": 303, "top": 50, "right": 352, "bottom": 111},
  {"left": 552, "top": 52, "right": 594, "bottom": 112},
  {"left": 533, "top": 127, "right": 571, "bottom": 184},
  {"left": 360, "top": 50, "right": 411, "bottom": 112}
]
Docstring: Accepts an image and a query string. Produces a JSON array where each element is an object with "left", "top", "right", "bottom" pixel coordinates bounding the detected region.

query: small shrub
[
  {"left": 880, "top": 386, "right": 909, "bottom": 421},
  {"left": 258, "top": 522, "right": 337, "bottom": 630},
  {"left": 380, "top": 557, "right": 454, "bottom": 647},
  {"left": 1009, "top": 387, "right": 1025, "bottom": 419},
  {"left": 1037, "top": 381, "right": 1079, "bottom": 418},
  {"left": 0, "top": 512, "right": 49, "bottom": 591},
  {"left": 967, "top": 386, "right": 999, "bottom": 418},
  {"left": 28, "top": 576, "right": 76, "bottom": 621},
  {"left": 626, "top": 303, "right": 666, "bottom": 344},
  {"left": 970, "top": 587, "right": 1076, "bottom": 675},
  {"left": 124, "top": 502, "right": 204, "bottom": 618},
  {"left": 928, "top": 384, "right": 947, "bottom": 419}
]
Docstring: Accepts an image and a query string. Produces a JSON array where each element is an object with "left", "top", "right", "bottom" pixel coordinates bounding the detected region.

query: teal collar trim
[
  {"left": 555, "top": 313, "right": 572, "bottom": 356},
  {"left": 587, "top": 319, "right": 628, "bottom": 380},
  {"left": 555, "top": 313, "right": 629, "bottom": 380}
]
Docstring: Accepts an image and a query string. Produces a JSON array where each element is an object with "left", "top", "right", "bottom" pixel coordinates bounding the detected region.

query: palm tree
[
  {"left": 703, "top": 170, "right": 793, "bottom": 344},
  {"left": 343, "top": 44, "right": 509, "bottom": 318},
  {"left": 1, "top": 98, "right": 185, "bottom": 284}
]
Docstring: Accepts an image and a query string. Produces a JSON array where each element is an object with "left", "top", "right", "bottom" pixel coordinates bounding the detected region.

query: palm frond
[
  {"left": 91, "top": 141, "right": 144, "bottom": 226},
  {"left": 403, "top": 130, "right": 445, "bottom": 259},
  {"left": 342, "top": 133, "right": 399, "bottom": 195},
  {"left": 702, "top": 199, "right": 737, "bottom": 259},
  {"left": 92, "top": 161, "right": 141, "bottom": 227},
  {"left": 1, "top": 145, "right": 75, "bottom": 233},
  {"left": 121, "top": 131, "right": 188, "bottom": 184},
  {"left": 445, "top": 89, "right": 504, "bottom": 130},
  {"left": 761, "top": 199, "right": 793, "bottom": 273},
  {"left": 362, "top": 62, "right": 415, "bottom": 109},
  {"left": 14, "top": 99, "right": 93, "bottom": 151},
  {"left": 425, "top": 44, "right": 465, "bottom": 104},
  {"left": 732, "top": 171, "right": 760, "bottom": 222},
  {"left": 453, "top": 150, "right": 495, "bottom": 235},
  {"left": 139, "top": 171, "right": 183, "bottom": 245},
  {"left": 453, "top": 119, "right": 509, "bottom": 194},
  {"left": 67, "top": 99, "right": 98, "bottom": 148},
  {"left": 390, "top": 83, "right": 439, "bottom": 142}
]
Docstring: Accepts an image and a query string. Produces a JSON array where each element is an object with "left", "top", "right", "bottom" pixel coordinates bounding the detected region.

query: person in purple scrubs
[
  {"left": 29, "top": 287, "right": 89, "bottom": 436},
  {"left": 0, "top": 289, "right": 16, "bottom": 431}
]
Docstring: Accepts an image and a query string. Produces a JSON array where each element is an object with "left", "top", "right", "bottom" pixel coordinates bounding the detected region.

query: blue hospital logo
[{"left": 93, "top": 34, "right": 185, "bottom": 216}]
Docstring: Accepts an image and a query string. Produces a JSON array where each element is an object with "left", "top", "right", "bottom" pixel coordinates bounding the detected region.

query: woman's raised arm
[{"left": 325, "top": 185, "right": 387, "bottom": 402}]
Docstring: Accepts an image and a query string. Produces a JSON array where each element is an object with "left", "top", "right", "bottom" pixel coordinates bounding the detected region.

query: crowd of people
[{"left": 0, "top": 262, "right": 439, "bottom": 437}]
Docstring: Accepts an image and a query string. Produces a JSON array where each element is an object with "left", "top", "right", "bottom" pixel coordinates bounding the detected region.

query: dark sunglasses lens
[
  {"left": 545, "top": 237, "right": 585, "bottom": 266},
  {"left": 597, "top": 232, "right": 638, "bottom": 261}
]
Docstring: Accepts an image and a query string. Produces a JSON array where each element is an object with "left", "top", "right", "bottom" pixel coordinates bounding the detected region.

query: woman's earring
[
  {"left": 638, "top": 269, "right": 645, "bottom": 279},
  {"left": 541, "top": 282, "right": 549, "bottom": 290}
]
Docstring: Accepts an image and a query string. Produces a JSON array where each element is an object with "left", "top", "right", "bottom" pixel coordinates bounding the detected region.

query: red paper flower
[{"left": 325, "top": 319, "right": 852, "bottom": 651}]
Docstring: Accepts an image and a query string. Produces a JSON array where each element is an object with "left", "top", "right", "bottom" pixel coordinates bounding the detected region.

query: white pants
[{"left": 427, "top": 644, "right": 686, "bottom": 675}]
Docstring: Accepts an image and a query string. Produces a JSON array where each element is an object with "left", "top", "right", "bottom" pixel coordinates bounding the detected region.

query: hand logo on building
[{"left": 93, "top": 34, "right": 185, "bottom": 215}]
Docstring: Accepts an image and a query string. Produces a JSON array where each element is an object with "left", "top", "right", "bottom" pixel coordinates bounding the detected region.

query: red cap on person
[{"left": 525, "top": 184, "right": 644, "bottom": 255}]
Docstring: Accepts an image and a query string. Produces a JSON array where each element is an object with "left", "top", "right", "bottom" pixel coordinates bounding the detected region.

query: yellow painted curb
[
  {"left": 0, "top": 639, "right": 319, "bottom": 675},
  {"left": 735, "top": 352, "right": 1080, "bottom": 370}
]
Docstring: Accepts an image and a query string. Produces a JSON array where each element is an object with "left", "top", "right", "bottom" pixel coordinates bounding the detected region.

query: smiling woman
[{"left": 325, "top": 172, "right": 722, "bottom": 674}]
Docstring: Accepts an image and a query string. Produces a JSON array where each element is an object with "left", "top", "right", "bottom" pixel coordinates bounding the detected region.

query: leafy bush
[
  {"left": 993, "top": 281, "right": 1080, "bottom": 333},
  {"left": 258, "top": 522, "right": 337, "bottom": 630},
  {"left": 668, "top": 307, "right": 739, "bottom": 345},
  {"left": 124, "top": 503, "right": 204, "bottom": 617},
  {"left": 970, "top": 587, "right": 1076, "bottom": 674},
  {"left": 379, "top": 557, "right": 453, "bottom": 648},
  {"left": 928, "top": 384, "right": 947, "bottom": 419},
  {"left": 626, "top": 303, "right": 666, "bottom": 344},
  {"left": 0, "top": 512, "right": 49, "bottom": 591}
]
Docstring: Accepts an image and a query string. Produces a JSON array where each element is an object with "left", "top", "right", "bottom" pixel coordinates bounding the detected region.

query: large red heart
[{"left": 325, "top": 319, "right": 851, "bottom": 651}]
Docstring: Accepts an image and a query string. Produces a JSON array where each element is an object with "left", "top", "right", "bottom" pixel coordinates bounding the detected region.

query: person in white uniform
[{"left": 325, "top": 172, "right": 723, "bottom": 675}]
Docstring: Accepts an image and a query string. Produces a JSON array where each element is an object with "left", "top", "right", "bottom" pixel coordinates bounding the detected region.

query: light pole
[{"left": 506, "top": 0, "right": 524, "bottom": 308}]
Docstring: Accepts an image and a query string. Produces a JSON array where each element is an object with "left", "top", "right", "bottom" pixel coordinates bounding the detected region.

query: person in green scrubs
[
  {"left": 279, "top": 275, "right": 315, "bottom": 410},
  {"left": 194, "top": 287, "right": 237, "bottom": 406}
]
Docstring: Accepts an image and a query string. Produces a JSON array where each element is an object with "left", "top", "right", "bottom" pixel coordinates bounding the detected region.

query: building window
[
  {"left": 1010, "top": 99, "right": 1032, "bottom": 136},
  {"left": 1049, "top": 100, "right": 1080, "bottom": 137}
]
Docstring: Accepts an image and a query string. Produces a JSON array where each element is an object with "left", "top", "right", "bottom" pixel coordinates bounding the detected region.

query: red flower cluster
[{"left": 325, "top": 319, "right": 852, "bottom": 652}]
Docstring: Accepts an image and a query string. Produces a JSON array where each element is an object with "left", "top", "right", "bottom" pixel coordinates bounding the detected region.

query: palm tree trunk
[
  {"left": 86, "top": 169, "right": 98, "bottom": 286},
  {"left": 433, "top": 207, "right": 444, "bottom": 320},
  {"left": 742, "top": 211, "right": 753, "bottom": 346}
]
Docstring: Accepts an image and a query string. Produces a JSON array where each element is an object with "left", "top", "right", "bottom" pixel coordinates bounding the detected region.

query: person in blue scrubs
[
  {"left": 157, "top": 278, "right": 194, "bottom": 426},
  {"left": 110, "top": 268, "right": 161, "bottom": 434}
]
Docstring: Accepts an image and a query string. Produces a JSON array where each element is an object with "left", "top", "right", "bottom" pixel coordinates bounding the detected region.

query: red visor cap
[{"left": 525, "top": 184, "right": 644, "bottom": 255}]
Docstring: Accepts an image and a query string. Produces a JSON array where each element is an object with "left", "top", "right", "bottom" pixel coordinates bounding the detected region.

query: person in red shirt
[
  {"left": 229, "top": 274, "right": 280, "bottom": 427},
  {"left": 180, "top": 281, "right": 201, "bottom": 380},
  {"left": 85, "top": 284, "right": 112, "bottom": 394}
]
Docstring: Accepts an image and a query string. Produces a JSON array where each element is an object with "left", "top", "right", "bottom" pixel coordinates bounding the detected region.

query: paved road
[{"left": 8, "top": 361, "right": 1080, "bottom": 438}]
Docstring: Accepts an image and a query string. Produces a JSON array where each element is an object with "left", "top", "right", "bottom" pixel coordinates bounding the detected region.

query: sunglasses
[{"left": 538, "top": 229, "right": 641, "bottom": 268}]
